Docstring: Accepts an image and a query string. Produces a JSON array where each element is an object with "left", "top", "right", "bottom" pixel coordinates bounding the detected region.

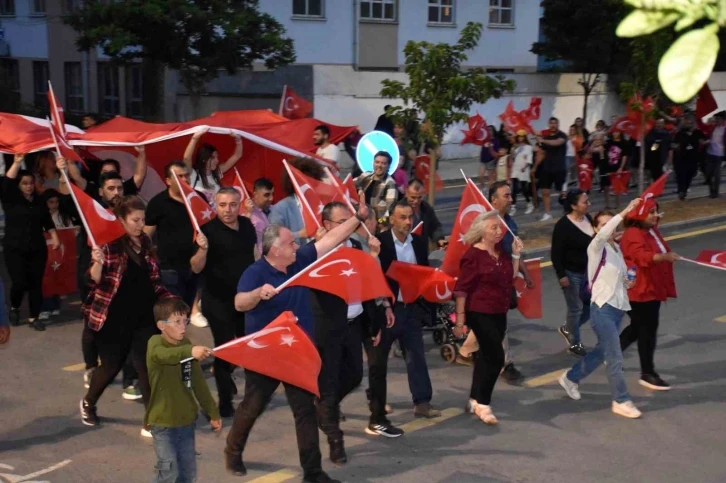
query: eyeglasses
[{"left": 162, "top": 318, "right": 190, "bottom": 327}]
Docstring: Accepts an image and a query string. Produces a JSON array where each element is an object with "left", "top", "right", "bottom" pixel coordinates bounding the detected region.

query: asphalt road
[{"left": 1, "top": 226, "right": 725, "bottom": 483}]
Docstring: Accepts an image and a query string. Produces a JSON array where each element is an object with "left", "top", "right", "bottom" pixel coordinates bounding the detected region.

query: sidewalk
[{"left": 438, "top": 157, "right": 479, "bottom": 183}]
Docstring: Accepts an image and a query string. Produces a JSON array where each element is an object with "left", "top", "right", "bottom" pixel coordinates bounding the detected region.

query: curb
[{"left": 523, "top": 213, "right": 726, "bottom": 261}]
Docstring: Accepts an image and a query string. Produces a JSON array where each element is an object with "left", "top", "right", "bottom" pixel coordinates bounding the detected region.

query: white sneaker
[
  {"left": 190, "top": 312, "right": 209, "bottom": 328},
  {"left": 525, "top": 203, "right": 534, "bottom": 215},
  {"left": 509, "top": 206, "right": 517, "bottom": 216},
  {"left": 559, "top": 372, "right": 581, "bottom": 400},
  {"left": 612, "top": 400, "right": 642, "bottom": 419},
  {"left": 51, "top": 309, "right": 61, "bottom": 316},
  {"left": 140, "top": 426, "right": 153, "bottom": 438},
  {"left": 38, "top": 312, "right": 50, "bottom": 320},
  {"left": 540, "top": 213, "right": 553, "bottom": 222},
  {"left": 83, "top": 367, "right": 95, "bottom": 389}
]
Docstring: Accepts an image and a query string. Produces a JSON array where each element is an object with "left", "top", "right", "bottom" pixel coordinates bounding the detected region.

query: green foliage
[
  {"left": 616, "top": 0, "right": 724, "bottom": 102},
  {"left": 380, "top": 22, "right": 514, "bottom": 146},
  {"left": 64, "top": 0, "right": 296, "bottom": 97},
  {"left": 617, "top": 29, "right": 675, "bottom": 101}
]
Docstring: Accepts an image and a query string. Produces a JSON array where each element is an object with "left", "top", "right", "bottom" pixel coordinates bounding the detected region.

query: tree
[
  {"left": 380, "top": 22, "right": 514, "bottom": 205},
  {"left": 64, "top": 0, "right": 295, "bottom": 119},
  {"left": 531, "top": 0, "right": 631, "bottom": 122},
  {"left": 616, "top": 30, "right": 675, "bottom": 192}
]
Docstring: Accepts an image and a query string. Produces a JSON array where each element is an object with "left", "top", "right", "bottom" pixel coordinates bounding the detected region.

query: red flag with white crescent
[
  {"left": 47, "top": 81, "right": 66, "bottom": 137},
  {"left": 172, "top": 170, "right": 216, "bottom": 234},
  {"left": 414, "top": 155, "right": 444, "bottom": 194},
  {"left": 283, "top": 247, "right": 394, "bottom": 304},
  {"left": 683, "top": 250, "right": 726, "bottom": 271},
  {"left": 578, "top": 160, "right": 593, "bottom": 192},
  {"left": 386, "top": 261, "right": 456, "bottom": 303},
  {"left": 441, "top": 180, "right": 494, "bottom": 277},
  {"left": 42, "top": 228, "right": 78, "bottom": 297},
  {"left": 411, "top": 221, "right": 423, "bottom": 236},
  {"left": 609, "top": 171, "right": 631, "bottom": 195},
  {"left": 68, "top": 180, "right": 126, "bottom": 247},
  {"left": 514, "top": 259, "right": 543, "bottom": 319},
  {"left": 280, "top": 86, "right": 313, "bottom": 119},
  {"left": 230, "top": 167, "right": 250, "bottom": 202},
  {"left": 213, "top": 311, "right": 322, "bottom": 396},
  {"left": 342, "top": 174, "right": 360, "bottom": 205}
]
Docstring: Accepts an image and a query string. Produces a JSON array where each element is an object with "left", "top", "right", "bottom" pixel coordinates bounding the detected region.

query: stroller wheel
[
  {"left": 440, "top": 344, "right": 457, "bottom": 364},
  {"left": 432, "top": 328, "right": 446, "bottom": 346}
]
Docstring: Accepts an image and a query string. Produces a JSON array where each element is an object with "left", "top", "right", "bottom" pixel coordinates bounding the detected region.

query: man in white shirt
[{"left": 313, "top": 125, "right": 340, "bottom": 170}]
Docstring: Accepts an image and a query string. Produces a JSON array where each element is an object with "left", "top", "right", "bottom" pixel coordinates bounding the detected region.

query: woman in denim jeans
[
  {"left": 559, "top": 198, "right": 643, "bottom": 419},
  {"left": 550, "top": 189, "right": 593, "bottom": 356}
]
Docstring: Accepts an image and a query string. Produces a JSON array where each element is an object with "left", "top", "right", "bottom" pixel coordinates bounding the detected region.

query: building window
[
  {"left": 0, "top": 59, "right": 20, "bottom": 107},
  {"left": 360, "top": 0, "right": 395, "bottom": 21},
  {"left": 64, "top": 62, "right": 84, "bottom": 114},
  {"left": 428, "top": 0, "right": 453, "bottom": 24},
  {"left": 125, "top": 64, "right": 143, "bottom": 119},
  {"left": 33, "top": 61, "right": 50, "bottom": 109},
  {"left": 97, "top": 63, "right": 120, "bottom": 116},
  {"left": 0, "top": 0, "right": 15, "bottom": 16},
  {"left": 489, "top": 0, "right": 513, "bottom": 26},
  {"left": 31, "top": 0, "right": 45, "bottom": 15},
  {"left": 292, "top": 0, "right": 322, "bottom": 17}
]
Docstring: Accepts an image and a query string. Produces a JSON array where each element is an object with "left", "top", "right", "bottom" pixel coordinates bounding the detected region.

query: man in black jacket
[
  {"left": 367, "top": 200, "right": 440, "bottom": 438},
  {"left": 405, "top": 179, "right": 446, "bottom": 249},
  {"left": 312, "top": 202, "right": 392, "bottom": 464}
]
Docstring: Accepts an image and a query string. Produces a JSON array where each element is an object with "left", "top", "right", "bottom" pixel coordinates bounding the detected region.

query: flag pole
[
  {"left": 275, "top": 245, "right": 342, "bottom": 292},
  {"left": 233, "top": 167, "right": 251, "bottom": 200},
  {"left": 323, "top": 166, "right": 373, "bottom": 237},
  {"left": 172, "top": 170, "right": 201, "bottom": 234},
  {"left": 460, "top": 169, "right": 516, "bottom": 238},
  {"left": 279, "top": 85, "right": 287, "bottom": 116},
  {"left": 283, "top": 159, "right": 321, "bottom": 229}
]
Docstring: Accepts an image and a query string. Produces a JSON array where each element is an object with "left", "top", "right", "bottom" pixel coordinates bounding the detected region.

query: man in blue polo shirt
[{"left": 224, "top": 203, "right": 369, "bottom": 483}]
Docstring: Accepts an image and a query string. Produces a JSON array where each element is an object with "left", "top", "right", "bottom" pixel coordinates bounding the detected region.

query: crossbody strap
[{"left": 588, "top": 248, "right": 607, "bottom": 292}]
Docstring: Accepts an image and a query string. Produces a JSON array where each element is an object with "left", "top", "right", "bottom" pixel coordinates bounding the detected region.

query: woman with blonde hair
[{"left": 453, "top": 210, "right": 523, "bottom": 425}]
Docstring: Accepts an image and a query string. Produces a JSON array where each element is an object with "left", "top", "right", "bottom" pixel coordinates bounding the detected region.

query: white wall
[
  {"left": 398, "top": 0, "right": 539, "bottom": 70},
  {"left": 1, "top": 0, "right": 48, "bottom": 59},
  {"left": 313, "top": 65, "right": 627, "bottom": 159},
  {"left": 258, "top": 0, "right": 354, "bottom": 65}
]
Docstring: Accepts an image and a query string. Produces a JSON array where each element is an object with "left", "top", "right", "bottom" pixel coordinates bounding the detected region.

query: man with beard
[
  {"left": 313, "top": 125, "right": 340, "bottom": 170},
  {"left": 190, "top": 188, "right": 259, "bottom": 417},
  {"left": 247, "top": 178, "right": 274, "bottom": 254},
  {"left": 405, "top": 179, "right": 445, "bottom": 249}
]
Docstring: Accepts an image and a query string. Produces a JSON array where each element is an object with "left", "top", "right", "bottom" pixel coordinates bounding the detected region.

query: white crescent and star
[
  {"left": 710, "top": 252, "right": 726, "bottom": 267},
  {"left": 244, "top": 326, "right": 293, "bottom": 349},
  {"left": 284, "top": 97, "right": 299, "bottom": 112},
  {"left": 93, "top": 202, "right": 118, "bottom": 222},
  {"left": 459, "top": 204, "right": 486, "bottom": 224},
  {"left": 309, "top": 259, "right": 355, "bottom": 278},
  {"left": 434, "top": 281, "right": 452, "bottom": 300}
]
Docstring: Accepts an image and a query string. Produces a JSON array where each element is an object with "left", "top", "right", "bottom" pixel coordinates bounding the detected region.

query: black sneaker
[
  {"left": 303, "top": 470, "right": 340, "bottom": 483},
  {"left": 500, "top": 363, "right": 523, "bottom": 382},
  {"left": 28, "top": 319, "right": 46, "bottom": 332},
  {"left": 329, "top": 439, "right": 347, "bottom": 465},
  {"left": 558, "top": 325, "right": 573, "bottom": 347},
  {"left": 219, "top": 401, "right": 236, "bottom": 418},
  {"left": 568, "top": 343, "right": 587, "bottom": 357},
  {"left": 365, "top": 422, "right": 404, "bottom": 438},
  {"left": 224, "top": 451, "right": 247, "bottom": 476},
  {"left": 9, "top": 309, "right": 20, "bottom": 326},
  {"left": 80, "top": 399, "right": 99, "bottom": 426},
  {"left": 639, "top": 373, "right": 671, "bottom": 391}
]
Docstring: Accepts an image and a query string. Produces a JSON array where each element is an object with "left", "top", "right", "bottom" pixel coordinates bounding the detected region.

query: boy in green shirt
[{"left": 146, "top": 298, "right": 222, "bottom": 483}]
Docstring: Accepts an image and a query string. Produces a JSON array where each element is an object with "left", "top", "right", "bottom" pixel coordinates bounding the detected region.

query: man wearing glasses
[{"left": 144, "top": 161, "right": 200, "bottom": 307}]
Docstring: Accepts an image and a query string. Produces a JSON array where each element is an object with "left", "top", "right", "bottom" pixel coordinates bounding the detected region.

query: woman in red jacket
[{"left": 619, "top": 199, "right": 679, "bottom": 390}]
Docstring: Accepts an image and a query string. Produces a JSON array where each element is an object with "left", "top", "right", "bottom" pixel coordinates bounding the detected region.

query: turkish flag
[
  {"left": 68, "top": 180, "right": 126, "bottom": 247},
  {"left": 172, "top": 170, "right": 216, "bottom": 232},
  {"left": 342, "top": 174, "right": 360, "bottom": 205},
  {"left": 498, "top": 100, "right": 535, "bottom": 135},
  {"left": 609, "top": 171, "right": 631, "bottom": 195},
  {"left": 609, "top": 116, "right": 641, "bottom": 141},
  {"left": 686, "top": 250, "right": 726, "bottom": 271},
  {"left": 461, "top": 113, "right": 489, "bottom": 146},
  {"left": 414, "top": 155, "right": 444, "bottom": 194},
  {"left": 411, "top": 221, "right": 423, "bottom": 236},
  {"left": 578, "top": 160, "right": 594, "bottom": 192},
  {"left": 627, "top": 172, "right": 669, "bottom": 220},
  {"left": 213, "top": 311, "right": 322, "bottom": 396},
  {"left": 280, "top": 86, "right": 313, "bottom": 119},
  {"left": 221, "top": 167, "right": 251, "bottom": 203},
  {"left": 42, "top": 228, "right": 78, "bottom": 297},
  {"left": 386, "top": 261, "right": 456, "bottom": 303},
  {"left": 47, "top": 117, "right": 86, "bottom": 167},
  {"left": 283, "top": 160, "right": 329, "bottom": 234},
  {"left": 47, "top": 81, "right": 66, "bottom": 137},
  {"left": 522, "top": 97, "right": 542, "bottom": 121},
  {"left": 441, "top": 179, "right": 494, "bottom": 277},
  {"left": 696, "top": 83, "right": 718, "bottom": 120},
  {"left": 285, "top": 247, "right": 394, "bottom": 304},
  {"left": 514, "top": 259, "right": 542, "bottom": 319}
]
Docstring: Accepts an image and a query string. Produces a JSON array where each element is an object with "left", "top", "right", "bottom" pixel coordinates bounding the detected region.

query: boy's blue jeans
[{"left": 150, "top": 424, "right": 196, "bottom": 483}]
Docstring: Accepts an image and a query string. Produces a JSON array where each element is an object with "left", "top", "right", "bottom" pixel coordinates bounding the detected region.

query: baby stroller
[{"left": 430, "top": 301, "right": 469, "bottom": 363}]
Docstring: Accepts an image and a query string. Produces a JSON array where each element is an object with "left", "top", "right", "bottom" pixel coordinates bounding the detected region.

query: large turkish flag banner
[{"left": 42, "top": 228, "right": 78, "bottom": 297}]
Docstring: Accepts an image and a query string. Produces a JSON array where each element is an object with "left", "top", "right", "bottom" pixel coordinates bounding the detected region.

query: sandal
[{"left": 473, "top": 403, "right": 498, "bottom": 425}]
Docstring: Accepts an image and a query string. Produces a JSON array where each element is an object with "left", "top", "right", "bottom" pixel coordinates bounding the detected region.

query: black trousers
[
  {"left": 203, "top": 293, "right": 245, "bottom": 406},
  {"left": 468, "top": 312, "right": 507, "bottom": 406},
  {"left": 84, "top": 323, "right": 157, "bottom": 407},
  {"left": 317, "top": 315, "right": 364, "bottom": 443},
  {"left": 81, "top": 316, "right": 137, "bottom": 383},
  {"left": 4, "top": 247, "right": 47, "bottom": 319},
  {"left": 621, "top": 300, "right": 661, "bottom": 375},
  {"left": 512, "top": 179, "right": 531, "bottom": 203},
  {"left": 226, "top": 370, "right": 321, "bottom": 476},
  {"left": 705, "top": 154, "right": 722, "bottom": 197},
  {"left": 674, "top": 161, "right": 697, "bottom": 196}
]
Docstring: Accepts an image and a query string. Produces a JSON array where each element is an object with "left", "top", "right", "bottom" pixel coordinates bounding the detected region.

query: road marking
[
  {"left": 62, "top": 363, "right": 86, "bottom": 372},
  {"left": 540, "top": 261, "right": 552, "bottom": 268},
  {"left": 0, "top": 459, "right": 72, "bottom": 482},
  {"left": 245, "top": 468, "right": 298, "bottom": 483},
  {"left": 715, "top": 315, "right": 726, "bottom": 323},
  {"left": 523, "top": 368, "right": 567, "bottom": 388},
  {"left": 399, "top": 407, "right": 463, "bottom": 434},
  {"left": 663, "top": 224, "right": 726, "bottom": 242}
]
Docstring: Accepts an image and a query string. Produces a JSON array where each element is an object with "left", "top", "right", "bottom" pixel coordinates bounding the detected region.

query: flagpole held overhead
[
  {"left": 459, "top": 171, "right": 516, "bottom": 238},
  {"left": 323, "top": 166, "right": 373, "bottom": 237},
  {"left": 59, "top": 169, "right": 97, "bottom": 247},
  {"left": 171, "top": 170, "right": 202, "bottom": 235},
  {"left": 279, "top": 84, "right": 287, "bottom": 117},
  {"left": 274, "top": 244, "right": 343, "bottom": 293}
]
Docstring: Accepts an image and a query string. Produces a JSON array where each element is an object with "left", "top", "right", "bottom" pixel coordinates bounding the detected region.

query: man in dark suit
[
  {"left": 367, "top": 200, "right": 441, "bottom": 438},
  {"left": 405, "top": 179, "right": 446, "bottom": 249},
  {"left": 311, "top": 202, "right": 393, "bottom": 463}
]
